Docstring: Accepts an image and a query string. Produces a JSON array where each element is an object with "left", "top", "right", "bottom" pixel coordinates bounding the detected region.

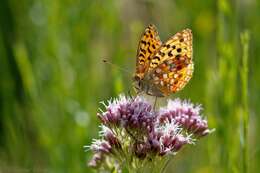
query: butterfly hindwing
[{"left": 149, "top": 56, "right": 193, "bottom": 96}]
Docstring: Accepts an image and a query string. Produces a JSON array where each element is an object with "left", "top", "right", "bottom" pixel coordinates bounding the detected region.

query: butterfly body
[
  {"left": 134, "top": 24, "right": 193, "bottom": 97},
  {"left": 134, "top": 75, "right": 165, "bottom": 97}
]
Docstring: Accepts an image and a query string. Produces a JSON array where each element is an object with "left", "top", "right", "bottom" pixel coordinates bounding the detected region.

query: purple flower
[
  {"left": 87, "top": 95, "right": 212, "bottom": 172},
  {"left": 158, "top": 99, "right": 210, "bottom": 137},
  {"left": 101, "top": 126, "right": 121, "bottom": 148},
  {"left": 86, "top": 138, "right": 113, "bottom": 169},
  {"left": 88, "top": 152, "right": 103, "bottom": 168},
  {"left": 149, "top": 121, "right": 192, "bottom": 156},
  {"left": 98, "top": 95, "right": 155, "bottom": 135},
  {"left": 89, "top": 139, "right": 112, "bottom": 154}
]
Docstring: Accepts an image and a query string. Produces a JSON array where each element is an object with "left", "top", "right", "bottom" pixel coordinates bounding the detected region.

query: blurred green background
[{"left": 0, "top": 0, "right": 259, "bottom": 172}]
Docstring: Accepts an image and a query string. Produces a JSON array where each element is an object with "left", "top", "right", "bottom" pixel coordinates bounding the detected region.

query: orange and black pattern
[
  {"left": 135, "top": 24, "right": 162, "bottom": 80},
  {"left": 134, "top": 24, "right": 193, "bottom": 97}
]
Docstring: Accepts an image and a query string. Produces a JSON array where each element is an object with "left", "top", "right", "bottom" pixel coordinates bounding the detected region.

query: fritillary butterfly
[{"left": 134, "top": 24, "right": 193, "bottom": 97}]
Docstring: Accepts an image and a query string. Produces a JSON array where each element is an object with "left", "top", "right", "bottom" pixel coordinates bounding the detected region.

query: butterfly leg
[
  {"left": 136, "top": 90, "right": 144, "bottom": 97},
  {"left": 127, "top": 90, "right": 134, "bottom": 100},
  {"left": 153, "top": 96, "right": 158, "bottom": 111}
]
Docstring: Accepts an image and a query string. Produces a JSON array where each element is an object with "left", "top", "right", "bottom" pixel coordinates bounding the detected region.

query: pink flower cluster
[{"left": 87, "top": 95, "right": 212, "bottom": 169}]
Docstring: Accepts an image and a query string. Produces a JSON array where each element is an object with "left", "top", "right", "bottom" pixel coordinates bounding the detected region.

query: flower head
[
  {"left": 158, "top": 99, "right": 210, "bottom": 137},
  {"left": 98, "top": 95, "right": 155, "bottom": 135},
  {"left": 149, "top": 121, "right": 192, "bottom": 156},
  {"left": 87, "top": 95, "right": 212, "bottom": 172}
]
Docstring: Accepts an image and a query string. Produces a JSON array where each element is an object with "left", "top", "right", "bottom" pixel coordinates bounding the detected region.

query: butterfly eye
[{"left": 134, "top": 75, "right": 141, "bottom": 81}]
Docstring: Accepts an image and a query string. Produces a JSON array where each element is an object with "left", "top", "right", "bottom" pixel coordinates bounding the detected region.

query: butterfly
[{"left": 133, "top": 24, "right": 193, "bottom": 97}]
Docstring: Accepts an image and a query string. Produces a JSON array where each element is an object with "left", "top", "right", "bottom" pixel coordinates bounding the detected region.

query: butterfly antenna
[{"left": 102, "top": 59, "right": 132, "bottom": 75}]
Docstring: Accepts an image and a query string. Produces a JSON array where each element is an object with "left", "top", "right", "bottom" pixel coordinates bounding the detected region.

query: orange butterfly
[{"left": 134, "top": 24, "right": 193, "bottom": 97}]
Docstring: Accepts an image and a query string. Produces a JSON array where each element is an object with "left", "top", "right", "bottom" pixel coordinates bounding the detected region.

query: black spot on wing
[
  {"left": 152, "top": 62, "right": 159, "bottom": 65},
  {"left": 158, "top": 51, "right": 165, "bottom": 57},
  {"left": 140, "top": 48, "right": 146, "bottom": 54},
  {"left": 141, "top": 40, "right": 146, "bottom": 44},
  {"left": 148, "top": 48, "right": 152, "bottom": 54},
  {"left": 153, "top": 56, "right": 160, "bottom": 61},
  {"left": 139, "top": 53, "right": 145, "bottom": 58},
  {"left": 139, "top": 59, "right": 145, "bottom": 63}
]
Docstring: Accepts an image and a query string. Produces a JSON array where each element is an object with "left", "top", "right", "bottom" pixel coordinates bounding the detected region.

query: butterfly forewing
[{"left": 135, "top": 24, "right": 162, "bottom": 80}]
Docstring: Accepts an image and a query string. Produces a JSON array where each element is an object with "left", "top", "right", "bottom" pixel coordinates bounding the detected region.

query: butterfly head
[
  {"left": 133, "top": 74, "right": 152, "bottom": 95},
  {"left": 133, "top": 74, "right": 166, "bottom": 97},
  {"left": 133, "top": 74, "right": 143, "bottom": 93}
]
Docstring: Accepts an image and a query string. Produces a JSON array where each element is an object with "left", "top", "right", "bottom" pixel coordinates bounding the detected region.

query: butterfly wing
[
  {"left": 135, "top": 24, "right": 162, "bottom": 80},
  {"left": 147, "top": 29, "right": 193, "bottom": 96}
]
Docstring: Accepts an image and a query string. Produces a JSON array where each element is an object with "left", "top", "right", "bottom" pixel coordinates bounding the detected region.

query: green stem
[
  {"left": 240, "top": 31, "right": 250, "bottom": 173},
  {"left": 160, "top": 156, "right": 173, "bottom": 173}
]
